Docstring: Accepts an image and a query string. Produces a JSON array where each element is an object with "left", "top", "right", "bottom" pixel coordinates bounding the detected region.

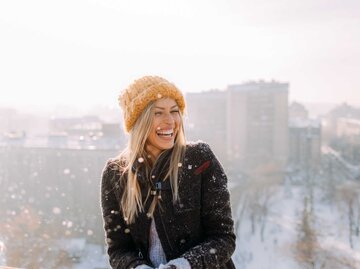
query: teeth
[
  {"left": 156, "top": 129, "right": 174, "bottom": 137},
  {"left": 157, "top": 130, "right": 173, "bottom": 135}
]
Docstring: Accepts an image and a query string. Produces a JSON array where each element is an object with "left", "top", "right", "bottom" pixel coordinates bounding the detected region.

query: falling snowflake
[
  {"left": 63, "top": 169, "right": 70, "bottom": 174},
  {"left": 138, "top": 157, "right": 144, "bottom": 163},
  {"left": 0, "top": 240, "right": 5, "bottom": 252},
  {"left": 52, "top": 207, "right": 61, "bottom": 214},
  {"left": 62, "top": 220, "right": 73, "bottom": 228}
]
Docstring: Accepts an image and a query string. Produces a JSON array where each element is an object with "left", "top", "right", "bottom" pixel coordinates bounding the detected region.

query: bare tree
[
  {"left": 294, "top": 197, "right": 318, "bottom": 269},
  {"left": 336, "top": 181, "right": 360, "bottom": 249},
  {"left": 235, "top": 162, "right": 282, "bottom": 241}
]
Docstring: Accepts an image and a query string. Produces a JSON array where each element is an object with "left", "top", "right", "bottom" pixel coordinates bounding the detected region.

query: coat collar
[{"left": 131, "top": 148, "right": 174, "bottom": 183}]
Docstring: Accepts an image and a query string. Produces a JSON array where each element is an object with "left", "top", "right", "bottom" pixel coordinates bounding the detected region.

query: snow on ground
[
  {"left": 232, "top": 185, "right": 360, "bottom": 269},
  {"left": 72, "top": 243, "right": 109, "bottom": 269},
  {"left": 314, "top": 188, "right": 360, "bottom": 266},
  {"left": 233, "top": 186, "right": 302, "bottom": 269}
]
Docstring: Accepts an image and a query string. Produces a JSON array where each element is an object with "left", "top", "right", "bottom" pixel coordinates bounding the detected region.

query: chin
[{"left": 159, "top": 142, "right": 175, "bottom": 150}]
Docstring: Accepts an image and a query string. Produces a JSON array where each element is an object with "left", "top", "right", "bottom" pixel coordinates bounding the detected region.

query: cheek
[
  {"left": 173, "top": 114, "right": 181, "bottom": 125},
  {"left": 147, "top": 131, "right": 158, "bottom": 146},
  {"left": 151, "top": 118, "right": 161, "bottom": 131},
  {"left": 147, "top": 122, "right": 157, "bottom": 140}
]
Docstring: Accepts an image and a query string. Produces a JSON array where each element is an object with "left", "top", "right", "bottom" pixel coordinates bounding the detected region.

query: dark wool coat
[{"left": 100, "top": 142, "right": 236, "bottom": 269}]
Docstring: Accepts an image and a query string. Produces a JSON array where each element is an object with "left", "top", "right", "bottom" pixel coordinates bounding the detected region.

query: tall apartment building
[
  {"left": 289, "top": 119, "right": 321, "bottom": 170},
  {"left": 288, "top": 102, "right": 321, "bottom": 170},
  {"left": 186, "top": 80, "right": 289, "bottom": 174},
  {"left": 226, "top": 81, "right": 289, "bottom": 173}
]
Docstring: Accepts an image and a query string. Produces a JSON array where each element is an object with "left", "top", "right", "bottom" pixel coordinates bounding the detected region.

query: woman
[{"left": 100, "top": 76, "right": 236, "bottom": 269}]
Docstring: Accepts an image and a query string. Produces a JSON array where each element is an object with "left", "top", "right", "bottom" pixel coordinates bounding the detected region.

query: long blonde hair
[{"left": 118, "top": 101, "right": 186, "bottom": 224}]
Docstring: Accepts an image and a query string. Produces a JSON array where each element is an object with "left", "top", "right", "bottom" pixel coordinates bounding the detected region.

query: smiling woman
[{"left": 100, "top": 76, "right": 236, "bottom": 269}]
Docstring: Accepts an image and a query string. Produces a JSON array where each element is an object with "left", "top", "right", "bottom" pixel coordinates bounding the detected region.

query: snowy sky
[{"left": 0, "top": 0, "right": 359, "bottom": 110}]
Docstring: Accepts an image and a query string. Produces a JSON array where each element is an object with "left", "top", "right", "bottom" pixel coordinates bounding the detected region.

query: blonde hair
[{"left": 118, "top": 101, "right": 186, "bottom": 224}]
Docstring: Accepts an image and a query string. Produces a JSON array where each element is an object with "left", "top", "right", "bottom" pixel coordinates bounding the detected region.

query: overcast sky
[{"left": 0, "top": 0, "right": 359, "bottom": 110}]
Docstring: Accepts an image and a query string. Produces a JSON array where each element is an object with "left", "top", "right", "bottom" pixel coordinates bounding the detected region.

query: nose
[{"left": 164, "top": 112, "right": 175, "bottom": 125}]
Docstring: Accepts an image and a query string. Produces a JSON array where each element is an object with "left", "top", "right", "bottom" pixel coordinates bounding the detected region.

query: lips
[{"left": 156, "top": 129, "right": 174, "bottom": 137}]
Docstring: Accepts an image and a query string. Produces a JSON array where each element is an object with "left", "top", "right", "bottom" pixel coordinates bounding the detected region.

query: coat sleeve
[
  {"left": 100, "top": 159, "right": 151, "bottom": 269},
  {"left": 181, "top": 143, "right": 236, "bottom": 268}
]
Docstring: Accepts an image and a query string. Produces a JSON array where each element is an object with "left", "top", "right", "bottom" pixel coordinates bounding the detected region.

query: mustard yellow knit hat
[{"left": 118, "top": 76, "right": 186, "bottom": 132}]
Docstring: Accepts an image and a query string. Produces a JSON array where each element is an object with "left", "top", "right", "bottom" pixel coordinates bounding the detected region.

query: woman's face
[{"left": 146, "top": 98, "right": 181, "bottom": 159}]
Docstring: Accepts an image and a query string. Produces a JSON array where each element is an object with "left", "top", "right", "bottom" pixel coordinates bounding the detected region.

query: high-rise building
[
  {"left": 289, "top": 119, "right": 321, "bottom": 170},
  {"left": 186, "top": 80, "right": 289, "bottom": 174},
  {"left": 288, "top": 102, "right": 321, "bottom": 170},
  {"left": 226, "top": 81, "right": 289, "bottom": 173}
]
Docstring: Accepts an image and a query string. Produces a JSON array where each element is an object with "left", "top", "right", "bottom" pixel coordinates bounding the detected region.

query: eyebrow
[{"left": 154, "top": 105, "right": 179, "bottom": 110}]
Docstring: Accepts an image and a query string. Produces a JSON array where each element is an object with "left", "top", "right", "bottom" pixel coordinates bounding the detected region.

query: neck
[{"left": 145, "top": 145, "right": 162, "bottom": 161}]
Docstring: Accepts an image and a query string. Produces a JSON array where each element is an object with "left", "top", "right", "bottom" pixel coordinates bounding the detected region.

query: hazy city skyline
[{"left": 1, "top": 0, "right": 359, "bottom": 109}]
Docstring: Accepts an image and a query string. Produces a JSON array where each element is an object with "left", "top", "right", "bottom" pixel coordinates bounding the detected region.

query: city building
[
  {"left": 334, "top": 117, "right": 360, "bottom": 164},
  {"left": 288, "top": 118, "right": 322, "bottom": 171},
  {"left": 227, "top": 80, "right": 289, "bottom": 173},
  {"left": 289, "top": 101, "right": 309, "bottom": 120},
  {"left": 186, "top": 80, "right": 289, "bottom": 175},
  {"left": 336, "top": 117, "right": 360, "bottom": 137}
]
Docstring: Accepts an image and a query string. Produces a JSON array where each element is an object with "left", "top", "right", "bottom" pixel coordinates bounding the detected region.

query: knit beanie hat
[{"left": 118, "top": 76, "right": 186, "bottom": 132}]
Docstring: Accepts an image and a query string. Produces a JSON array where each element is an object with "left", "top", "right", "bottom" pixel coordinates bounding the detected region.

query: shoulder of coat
[
  {"left": 186, "top": 140, "right": 212, "bottom": 158},
  {"left": 105, "top": 157, "right": 126, "bottom": 174}
]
